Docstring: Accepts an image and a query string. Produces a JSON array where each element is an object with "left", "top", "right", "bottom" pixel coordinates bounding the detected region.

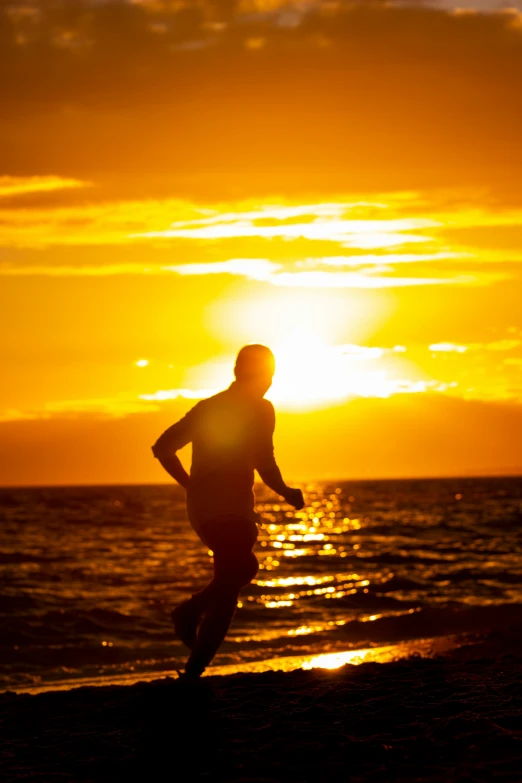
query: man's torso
[{"left": 186, "top": 386, "right": 274, "bottom": 531}]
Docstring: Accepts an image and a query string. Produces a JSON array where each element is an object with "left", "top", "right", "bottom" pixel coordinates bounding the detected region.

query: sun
[
  {"left": 269, "top": 330, "right": 347, "bottom": 407},
  {"left": 182, "top": 289, "right": 419, "bottom": 408},
  {"left": 267, "top": 330, "right": 397, "bottom": 409}
]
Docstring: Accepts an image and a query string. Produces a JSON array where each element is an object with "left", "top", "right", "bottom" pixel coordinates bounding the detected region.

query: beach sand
[{"left": 2, "top": 627, "right": 522, "bottom": 782}]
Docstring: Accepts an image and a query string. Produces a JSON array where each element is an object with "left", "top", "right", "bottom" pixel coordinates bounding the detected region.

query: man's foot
[
  {"left": 174, "top": 670, "right": 212, "bottom": 698},
  {"left": 171, "top": 600, "right": 200, "bottom": 650}
]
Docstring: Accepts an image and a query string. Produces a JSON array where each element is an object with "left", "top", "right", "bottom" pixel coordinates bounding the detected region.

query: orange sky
[{"left": 1, "top": 1, "right": 522, "bottom": 485}]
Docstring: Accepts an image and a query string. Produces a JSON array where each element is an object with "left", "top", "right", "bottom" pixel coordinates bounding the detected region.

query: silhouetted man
[{"left": 152, "top": 344, "right": 304, "bottom": 678}]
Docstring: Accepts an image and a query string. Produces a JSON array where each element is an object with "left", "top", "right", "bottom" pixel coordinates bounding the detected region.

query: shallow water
[{"left": 1, "top": 477, "right": 522, "bottom": 691}]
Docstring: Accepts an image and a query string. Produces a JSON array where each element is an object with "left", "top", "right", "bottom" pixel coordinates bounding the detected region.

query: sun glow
[
  {"left": 268, "top": 330, "right": 395, "bottom": 407},
  {"left": 170, "top": 328, "right": 435, "bottom": 410},
  {"left": 136, "top": 286, "right": 447, "bottom": 409}
]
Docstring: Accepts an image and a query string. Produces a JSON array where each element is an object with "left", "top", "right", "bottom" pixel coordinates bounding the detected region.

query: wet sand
[{"left": 3, "top": 627, "right": 522, "bottom": 782}]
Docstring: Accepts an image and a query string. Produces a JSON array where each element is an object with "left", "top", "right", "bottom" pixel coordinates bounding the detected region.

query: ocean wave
[{"left": 2, "top": 477, "right": 522, "bottom": 689}]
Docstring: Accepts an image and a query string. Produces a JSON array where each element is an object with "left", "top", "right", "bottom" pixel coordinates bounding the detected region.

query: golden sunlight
[
  {"left": 3, "top": 13, "right": 522, "bottom": 760},
  {"left": 268, "top": 331, "right": 424, "bottom": 408},
  {"left": 150, "top": 332, "right": 437, "bottom": 411}
]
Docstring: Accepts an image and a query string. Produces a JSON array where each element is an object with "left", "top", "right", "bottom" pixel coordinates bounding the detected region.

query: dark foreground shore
[{"left": 2, "top": 629, "right": 522, "bottom": 783}]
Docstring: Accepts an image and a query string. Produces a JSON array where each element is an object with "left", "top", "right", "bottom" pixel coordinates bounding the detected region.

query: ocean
[{"left": 2, "top": 477, "right": 522, "bottom": 692}]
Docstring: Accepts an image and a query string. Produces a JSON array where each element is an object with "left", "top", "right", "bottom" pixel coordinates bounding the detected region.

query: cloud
[
  {"left": 0, "top": 337, "right": 451, "bottom": 422},
  {"left": 0, "top": 191, "right": 515, "bottom": 290},
  {"left": 165, "top": 258, "right": 278, "bottom": 280},
  {"left": 301, "top": 251, "right": 471, "bottom": 267},
  {"left": 429, "top": 338, "right": 521, "bottom": 353},
  {"left": 137, "top": 339, "right": 459, "bottom": 410},
  {"left": 134, "top": 212, "right": 437, "bottom": 242},
  {"left": 429, "top": 342, "right": 468, "bottom": 353},
  {"left": 0, "top": 376, "right": 447, "bottom": 422},
  {"left": 426, "top": 2, "right": 522, "bottom": 12},
  {"left": 0, "top": 195, "right": 437, "bottom": 248},
  {"left": 137, "top": 379, "right": 456, "bottom": 408},
  {"left": 0, "top": 197, "right": 196, "bottom": 248},
  {"left": 0, "top": 256, "right": 494, "bottom": 288},
  {"left": 3, "top": 3, "right": 522, "bottom": 198},
  {"left": 3, "top": 189, "right": 521, "bottom": 257},
  {"left": 0, "top": 393, "right": 161, "bottom": 423},
  {"left": 0, "top": 176, "right": 89, "bottom": 198},
  {"left": 339, "top": 344, "right": 407, "bottom": 358},
  {"left": 166, "top": 258, "right": 482, "bottom": 288}
]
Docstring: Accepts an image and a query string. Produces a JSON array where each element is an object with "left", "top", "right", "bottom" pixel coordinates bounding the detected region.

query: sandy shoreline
[
  {"left": 3, "top": 627, "right": 522, "bottom": 782},
  {"left": 3, "top": 635, "right": 461, "bottom": 696}
]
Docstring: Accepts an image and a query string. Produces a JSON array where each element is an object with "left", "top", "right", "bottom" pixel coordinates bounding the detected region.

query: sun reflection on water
[
  {"left": 256, "top": 487, "right": 365, "bottom": 576},
  {"left": 302, "top": 647, "right": 392, "bottom": 670},
  {"left": 206, "top": 637, "right": 461, "bottom": 679},
  {"left": 247, "top": 487, "right": 429, "bottom": 639}
]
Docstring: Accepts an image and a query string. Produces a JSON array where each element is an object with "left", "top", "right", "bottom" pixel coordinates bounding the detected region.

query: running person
[{"left": 152, "top": 344, "right": 304, "bottom": 677}]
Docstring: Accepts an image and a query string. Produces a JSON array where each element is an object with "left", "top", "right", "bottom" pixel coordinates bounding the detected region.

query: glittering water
[{"left": 1, "top": 477, "right": 522, "bottom": 691}]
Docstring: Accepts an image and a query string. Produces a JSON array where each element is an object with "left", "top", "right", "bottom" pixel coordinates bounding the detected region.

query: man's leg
[
  {"left": 184, "top": 517, "right": 258, "bottom": 677},
  {"left": 171, "top": 516, "right": 257, "bottom": 653},
  {"left": 171, "top": 565, "right": 221, "bottom": 650},
  {"left": 171, "top": 599, "right": 203, "bottom": 650}
]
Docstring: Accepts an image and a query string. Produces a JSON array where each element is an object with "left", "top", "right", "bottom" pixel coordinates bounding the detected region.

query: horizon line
[{"left": 1, "top": 472, "right": 521, "bottom": 491}]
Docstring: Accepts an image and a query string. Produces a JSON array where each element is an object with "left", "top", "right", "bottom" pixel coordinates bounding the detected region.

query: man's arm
[
  {"left": 256, "top": 401, "right": 304, "bottom": 510},
  {"left": 151, "top": 410, "right": 195, "bottom": 489},
  {"left": 257, "top": 464, "right": 305, "bottom": 510},
  {"left": 154, "top": 453, "right": 191, "bottom": 489}
]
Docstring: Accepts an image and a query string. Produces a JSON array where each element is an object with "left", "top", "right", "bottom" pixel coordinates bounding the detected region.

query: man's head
[{"left": 234, "top": 344, "right": 275, "bottom": 396}]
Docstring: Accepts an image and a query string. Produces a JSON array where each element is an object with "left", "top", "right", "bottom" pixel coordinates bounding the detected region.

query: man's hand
[
  {"left": 284, "top": 487, "right": 305, "bottom": 510},
  {"left": 257, "top": 465, "right": 304, "bottom": 510}
]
